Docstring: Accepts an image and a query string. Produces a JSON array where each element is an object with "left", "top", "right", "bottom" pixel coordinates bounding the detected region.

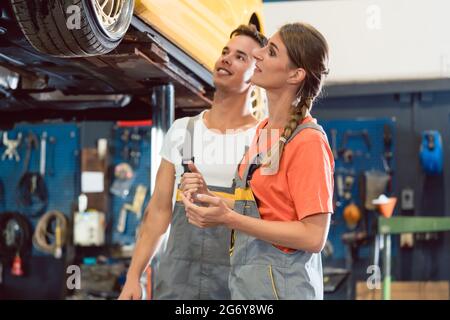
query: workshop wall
[
  {"left": 110, "top": 126, "right": 151, "bottom": 245},
  {"left": 314, "top": 90, "right": 450, "bottom": 283},
  {"left": 0, "top": 122, "right": 152, "bottom": 299},
  {"left": 0, "top": 124, "right": 79, "bottom": 220},
  {"left": 320, "top": 118, "right": 396, "bottom": 260},
  {"left": 0, "top": 123, "right": 79, "bottom": 299}
]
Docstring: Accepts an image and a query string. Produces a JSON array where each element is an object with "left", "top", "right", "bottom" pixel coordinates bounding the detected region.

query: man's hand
[
  {"left": 180, "top": 162, "right": 213, "bottom": 201},
  {"left": 118, "top": 278, "right": 142, "bottom": 300}
]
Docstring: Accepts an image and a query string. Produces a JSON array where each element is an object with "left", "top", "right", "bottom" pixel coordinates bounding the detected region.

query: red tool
[{"left": 11, "top": 253, "right": 24, "bottom": 276}]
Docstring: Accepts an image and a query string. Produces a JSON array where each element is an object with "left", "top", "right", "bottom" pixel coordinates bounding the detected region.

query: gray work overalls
[
  {"left": 153, "top": 114, "right": 233, "bottom": 300},
  {"left": 230, "top": 122, "right": 327, "bottom": 300}
]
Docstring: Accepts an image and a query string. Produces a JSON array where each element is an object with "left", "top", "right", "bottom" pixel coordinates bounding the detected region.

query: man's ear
[{"left": 287, "top": 68, "right": 306, "bottom": 85}]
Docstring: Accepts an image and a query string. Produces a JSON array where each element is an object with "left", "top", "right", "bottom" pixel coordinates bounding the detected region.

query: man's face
[{"left": 213, "top": 35, "right": 260, "bottom": 93}]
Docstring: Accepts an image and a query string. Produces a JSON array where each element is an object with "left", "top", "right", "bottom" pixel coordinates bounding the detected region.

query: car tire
[{"left": 9, "top": 0, "right": 134, "bottom": 57}]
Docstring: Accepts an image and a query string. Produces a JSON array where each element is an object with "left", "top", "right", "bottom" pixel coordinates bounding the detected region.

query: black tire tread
[{"left": 9, "top": 0, "right": 122, "bottom": 57}]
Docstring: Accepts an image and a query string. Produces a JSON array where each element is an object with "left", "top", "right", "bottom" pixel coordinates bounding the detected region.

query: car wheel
[{"left": 9, "top": 0, "right": 134, "bottom": 57}]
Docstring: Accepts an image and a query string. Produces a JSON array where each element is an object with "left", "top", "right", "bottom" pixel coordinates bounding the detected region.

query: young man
[{"left": 119, "top": 25, "right": 267, "bottom": 300}]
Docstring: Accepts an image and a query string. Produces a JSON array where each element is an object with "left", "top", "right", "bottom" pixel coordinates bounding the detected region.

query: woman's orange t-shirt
[{"left": 237, "top": 116, "right": 335, "bottom": 252}]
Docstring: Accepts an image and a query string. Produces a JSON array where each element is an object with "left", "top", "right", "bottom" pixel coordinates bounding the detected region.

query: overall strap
[
  {"left": 233, "top": 146, "right": 249, "bottom": 189},
  {"left": 239, "top": 151, "right": 262, "bottom": 187},
  {"left": 179, "top": 113, "right": 202, "bottom": 170},
  {"left": 242, "top": 122, "right": 326, "bottom": 186},
  {"left": 286, "top": 122, "right": 325, "bottom": 144}
]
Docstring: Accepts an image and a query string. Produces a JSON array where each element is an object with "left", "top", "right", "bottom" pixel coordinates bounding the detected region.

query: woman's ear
[{"left": 287, "top": 68, "right": 306, "bottom": 85}]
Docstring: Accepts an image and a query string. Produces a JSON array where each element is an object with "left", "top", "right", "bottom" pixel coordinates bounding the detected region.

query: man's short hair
[{"left": 230, "top": 24, "right": 268, "bottom": 48}]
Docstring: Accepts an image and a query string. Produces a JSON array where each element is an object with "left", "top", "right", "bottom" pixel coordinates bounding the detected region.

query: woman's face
[{"left": 251, "top": 32, "right": 298, "bottom": 90}]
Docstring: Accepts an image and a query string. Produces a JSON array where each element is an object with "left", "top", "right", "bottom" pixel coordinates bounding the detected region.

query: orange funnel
[
  {"left": 372, "top": 195, "right": 397, "bottom": 218},
  {"left": 379, "top": 197, "right": 397, "bottom": 218}
]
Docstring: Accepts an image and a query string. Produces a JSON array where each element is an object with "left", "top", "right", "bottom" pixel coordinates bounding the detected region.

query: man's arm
[{"left": 118, "top": 159, "right": 175, "bottom": 300}]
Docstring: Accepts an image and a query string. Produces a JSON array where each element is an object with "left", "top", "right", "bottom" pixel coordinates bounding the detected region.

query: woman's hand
[
  {"left": 180, "top": 193, "right": 233, "bottom": 228},
  {"left": 180, "top": 162, "right": 213, "bottom": 202}
]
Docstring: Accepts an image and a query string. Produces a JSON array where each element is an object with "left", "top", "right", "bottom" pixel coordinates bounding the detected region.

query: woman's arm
[
  {"left": 228, "top": 210, "right": 330, "bottom": 253},
  {"left": 181, "top": 193, "right": 330, "bottom": 253}
]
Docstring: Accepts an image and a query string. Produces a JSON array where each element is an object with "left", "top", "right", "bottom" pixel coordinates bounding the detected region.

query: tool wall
[
  {"left": 0, "top": 123, "right": 153, "bottom": 256},
  {"left": 0, "top": 123, "right": 79, "bottom": 257},
  {"left": 110, "top": 126, "right": 151, "bottom": 245},
  {"left": 321, "top": 118, "right": 397, "bottom": 260},
  {"left": 0, "top": 122, "right": 152, "bottom": 298}
]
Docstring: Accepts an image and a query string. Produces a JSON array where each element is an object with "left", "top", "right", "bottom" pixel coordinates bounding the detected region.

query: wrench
[
  {"left": 22, "top": 132, "right": 39, "bottom": 175},
  {"left": 2, "top": 132, "right": 22, "bottom": 161}
]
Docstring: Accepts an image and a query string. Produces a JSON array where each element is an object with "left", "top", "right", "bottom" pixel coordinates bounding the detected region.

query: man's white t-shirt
[{"left": 160, "top": 110, "right": 257, "bottom": 197}]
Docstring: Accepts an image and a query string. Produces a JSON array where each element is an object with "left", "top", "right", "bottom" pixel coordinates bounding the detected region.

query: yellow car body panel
[{"left": 134, "top": 0, "right": 264, "bottom": 71}]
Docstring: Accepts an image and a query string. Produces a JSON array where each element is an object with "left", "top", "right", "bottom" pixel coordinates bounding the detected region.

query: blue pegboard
[
  {"left": 0, "top": 123, "right": 80, "bottom": 256},
  {"left": 321, "top": 118, "right": 397, "bottom": 260},
  {"left": 110, "top": 127, "right": 151, "bottom": 245}
]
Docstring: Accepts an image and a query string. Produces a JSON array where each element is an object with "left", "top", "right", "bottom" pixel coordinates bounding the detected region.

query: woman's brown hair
[{"left": 262, "top": 22, "right": 329, "bottom": 174}]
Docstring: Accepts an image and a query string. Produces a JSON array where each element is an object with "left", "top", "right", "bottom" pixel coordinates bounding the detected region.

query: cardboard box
[{"left": 356, "top": 281, "right": 449, "bottom": 300}]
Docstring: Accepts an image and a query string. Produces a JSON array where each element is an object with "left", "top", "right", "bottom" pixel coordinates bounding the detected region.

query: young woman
[{"left": 180, "top": 22, "right": 334, "bottom": 300}]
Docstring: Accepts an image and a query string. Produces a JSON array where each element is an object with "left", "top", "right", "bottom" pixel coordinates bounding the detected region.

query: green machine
[{"left": 377, "top": 216, "right": 450, "bottom": 300}]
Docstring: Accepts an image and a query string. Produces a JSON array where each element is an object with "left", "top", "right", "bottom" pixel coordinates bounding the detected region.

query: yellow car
[{"left": 8, "top": 0, "right": 264, "bottom": 72}]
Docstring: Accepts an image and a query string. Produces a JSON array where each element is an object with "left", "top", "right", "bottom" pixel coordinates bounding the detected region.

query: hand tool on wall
[
  {"left": 21, "top": 131, "right": 38, "bottom": 176},
  {"left": 338, "top": 130, "right": 372, "bottom": 163},
  {"left": 129, "top": 128, "right": 142, "bottom": 168},
  {"left": 119, "top": 128, "right": 144, "bottom": 168},
  {"left": 120, "top": 129, "right": 131, "bottom": 161},
  {"left": 17, "top": 132, "right": 48, "bottom": 217},
  {"left": 334, "top": 173, "right": 344, "bottom": 209},
  {"left": 383, "top": 125, "right": 393, "bottom": 192},
  {"left": 48, "top": 136, "right": 56, "bottom": 176},
  {"left": 130, "top": 148, "right": 142, "bottom": 168},
  {"left": 383, "top": 125, "right": 393, "bottom": 167},
  {"left": 39, "top": 132, "right": 47, "bottom": 176},
  {"left": 117, "top": 184, "right": 148, "bottom": 233},
  {"left": 2, "top": 132, "right": 22, "bottom": 161},
  {"left": 343, "top": 175, "right": 355, "bottom": 200}
]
